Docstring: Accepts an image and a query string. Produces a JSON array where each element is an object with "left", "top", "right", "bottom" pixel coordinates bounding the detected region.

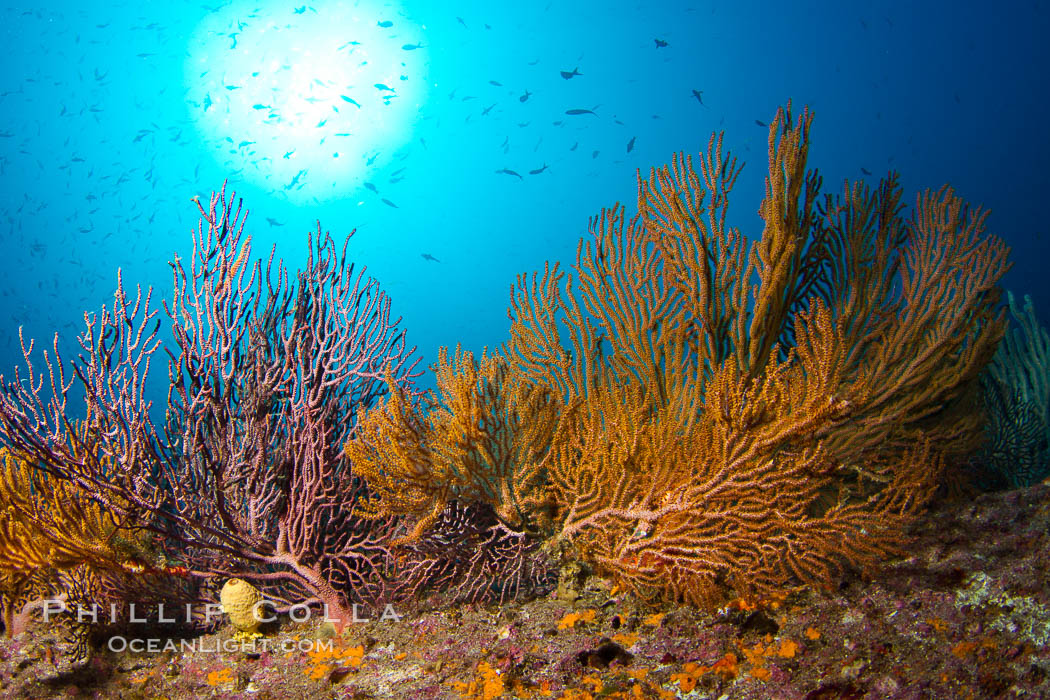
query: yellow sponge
[{"left": 219, "top": 578, "right": 264, "bottom": 632}]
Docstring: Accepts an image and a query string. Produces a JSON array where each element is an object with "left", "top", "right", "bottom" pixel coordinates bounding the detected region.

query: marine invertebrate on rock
[
  {"left": 348, "top": 346, "right": 558, "bottom": 542},
  {"left": 0, "top": 440, "right": 196, "bottom": 664},
  {"left": 347, "top": 347, "right": 558, "bottom": 604},
  {"left": 0, "top": 440, "right": 156, "bottom": 634},
  {"left": 351, "top": 102, "right": 1010, "bottom": 609},
  {"left": 387, "top": 500, "right": 555, "bottom": 606},
  {"left": 502, "top": 102, "right": 1009, "bottom": 605},
  {"left": 220, "top": 577, "right": 265, "bottom": 633},
  {"left": 0, "top": 183, "right": 420, "bottom": 630},
  {"left": 978, "top": 291, "right": 1049, "bottom": 488}
]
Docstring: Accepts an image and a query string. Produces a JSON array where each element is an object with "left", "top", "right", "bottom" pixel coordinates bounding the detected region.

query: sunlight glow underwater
[{"left": 185, "top": 1, "right": 428, "bottom": 203}]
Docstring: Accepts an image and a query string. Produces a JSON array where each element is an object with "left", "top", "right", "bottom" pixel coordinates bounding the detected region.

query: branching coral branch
[
  {"left": 0, "top": 183, "right": 420, "bottom": 630},
  {"left": 348, "top": 347, "right": 558, "bottom": 542},
  {"left": 503, "top": 102, "right": 1010, "bottom": 606},
  {"left": 978, "top": 292, "right": 1050, "bottom": 487}
]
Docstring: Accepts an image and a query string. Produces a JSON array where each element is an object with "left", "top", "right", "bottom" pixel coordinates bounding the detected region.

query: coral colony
[{"left": 1, "top": 103, "right": 1044, "bottom": 689}]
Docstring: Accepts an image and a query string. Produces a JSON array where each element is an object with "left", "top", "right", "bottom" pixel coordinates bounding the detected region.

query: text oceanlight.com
[{"left": 107, "top": 637, "right": 338, "bottom": 654}]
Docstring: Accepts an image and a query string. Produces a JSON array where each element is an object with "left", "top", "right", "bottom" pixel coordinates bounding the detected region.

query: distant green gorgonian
[{"left": 980, "top": 292, "right": 1050, "bottom": 488}]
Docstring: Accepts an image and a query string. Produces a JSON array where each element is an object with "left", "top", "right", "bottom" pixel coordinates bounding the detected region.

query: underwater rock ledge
[{"left": 0, "top": 480, "right": 1047, "bottom": 699}]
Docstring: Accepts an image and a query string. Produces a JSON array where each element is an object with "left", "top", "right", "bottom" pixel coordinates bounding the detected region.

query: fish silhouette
[
  {"left": 654, "top": 38, "right": 668, "bottom": 48},
  {"left": 565, "top": 109, "right": 596, "bottom": 116},
  {"left": 560, "top": 67, "right": 581, "bottom": 80},
  {"left": 421, "top": 253, "right": 440, "bottom": 263}
]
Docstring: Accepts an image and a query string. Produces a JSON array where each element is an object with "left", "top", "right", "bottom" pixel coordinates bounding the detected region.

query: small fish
[
  {"left": 285, "top": 169, "right": 307, "bottom": 190},
  {"left": 592, "top": 150, "right": 600, "bottom": 159},
  {"left": 381, "top": 198, "right": 398, "bottom": 208},
  {"left": 560, "top": 67, "right": 581, "bottom": 80},
  {"left": 401, "top": 43, "right": 423, "bottom": 51},
  {"left": 340, "top": 95, "right": 361, "bottom": 107},
  {"left": 252, "top": 103, "right": 271, "bottom": 110},
  {"left": 755, "top": 119, "right": 767, "bottom": 128},
  {"left": 377, "top": 20, "right": 393, "bottom": 27},
  {"left": 654, "top": 38, "right": 668, "bottom": 48},
  {"left": 456, "top": 16, "right": 467, "bottom": 27},
  {"left": 202, "top": 93, "right": 213, "bottom": 111},
  {"left": 529, "top": 164, "right": 548, "bottom": 175},
  {"left": 225, "top": 84, "right": 241, "bottom": 90},
  {"left": 366, "top": 153, "right": 378, "bottom": 165},
  {"left": 316, "top": 118, "right": 327, "bottom": 127},
  {"left": 691, "top": 89, "right": 704, "bottom": 105},
  {"left": 374, "top": 83, "right": 395, "bottom": 92},
  {"left": 519, "top": 89, "right": 531, "bottom": 102},
  {"left": 570, "top": 142, "right": 578, "bottom": 151},
  {"left": 294, "top": 6, "right": 306, "bottom": 14},
  {"left": 265, "top": 217, "right": 284, "bottom": 227},
  {"left": 482, "top": 103, "right": 496, "bottom": 115},
  {"left": 238, "top": 140, "right": 255, "bottom": 148},
  {"left": 421, "top": 253, "right": 440, "bottom": 262},
  {"left": 495, "top": 168, "right": 523, "bottom": 179},
  {"left": 860, "top": 167, "right": 872, "bottom": 176},
  {"left": 364, "top": 182, "right": 378, "bottom": 193},
  {"left": 565, "top": 109, "right": 596, "bottom": 116},
  {"left": 627, "top": 136, "right": 636, "bottom": 152},
  {"left": 283, "top": 149, "right": 295, "bottom": 159},
  {"left": 489, "top": 80, "right": 503, "bottom": 86}
]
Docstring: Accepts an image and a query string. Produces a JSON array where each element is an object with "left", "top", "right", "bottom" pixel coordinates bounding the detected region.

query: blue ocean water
[{"left": 0, "top": 0, "right": 1047, "bottom": 395}]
